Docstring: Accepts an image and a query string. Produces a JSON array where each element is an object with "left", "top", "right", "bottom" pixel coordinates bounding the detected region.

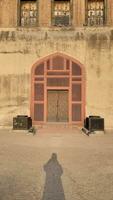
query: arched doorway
[{"left": 31, "top": 53, "right": 85, "bottom": 125}]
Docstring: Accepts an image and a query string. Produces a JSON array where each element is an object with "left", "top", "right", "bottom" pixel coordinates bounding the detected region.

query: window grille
[
  {"left": 72, "top": 104, "right": 81, "bottom": 121},
  {"left": 20, "top": 0, "right": 38, "bottom": 27},
  {"left": 34, "top": 104, "right": 44, "bottom": 121},
  {"left": 52, "top": 0, "right": 71, "bottom": 26},
  {"left": 86, "top": 0, "right": 105, "bottom": 26},
  {"left": 35, "top": 63, "right": 44, "bottom": 75},
  {"left": 47, "top": 78, "right": 69, "bottom": 87}
]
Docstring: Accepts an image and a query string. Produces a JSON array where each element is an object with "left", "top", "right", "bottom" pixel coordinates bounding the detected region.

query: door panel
[
  {"left": 58, "top": 91, "right": 68, "bottom": 122},
  {"left": 47, "top": 91, "right": 58, "bottom": 122},
  {"left": 47, "top": 90, "right": 68, "bottom": 122}
]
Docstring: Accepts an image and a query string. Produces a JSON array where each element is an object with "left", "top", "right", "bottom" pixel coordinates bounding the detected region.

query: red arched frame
[{"left": 31, "top": 52, "right": 86, "bottom": 125}]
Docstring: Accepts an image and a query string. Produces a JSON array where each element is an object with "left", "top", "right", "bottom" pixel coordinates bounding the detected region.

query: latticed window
[
  {"left": 20, "top": 0, "right": 38, "bottom": 27},
  {"left": 52, "top": 0, "right": 71, "bottom": 26},
  {"left": 86, "top": 0, "right": 105, "bottom": 26}
]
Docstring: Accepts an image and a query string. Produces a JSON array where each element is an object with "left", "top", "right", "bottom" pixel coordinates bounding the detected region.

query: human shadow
[{"left": 42, "top": 153, "right": 65, "bottom": 200}]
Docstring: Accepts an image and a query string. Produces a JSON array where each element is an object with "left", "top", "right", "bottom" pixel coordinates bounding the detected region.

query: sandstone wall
[
  {"left": 0, "top": 0, "right": 17, "bottom": 27},
  {"left": 0, "top": 28, "right": 113, "bottom": 128}
]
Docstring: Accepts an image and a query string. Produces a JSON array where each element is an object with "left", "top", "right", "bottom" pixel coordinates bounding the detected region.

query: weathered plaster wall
[
  {"left": 0, "top": 28, "right": 113, "bottom": 128},
  {"left": 0, "top": 0, "right": 17, "bottom": 27},
  {"left": 39, "top": 0, "right": 51, "bottom": 27},
  {"left": 107, "top": 0, "right": 113, "bottom": 26}
]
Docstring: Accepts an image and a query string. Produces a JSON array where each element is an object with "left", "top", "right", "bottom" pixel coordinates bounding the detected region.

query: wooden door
[{"left": 47, "top": 90, "right": 68, "bottom": 122}]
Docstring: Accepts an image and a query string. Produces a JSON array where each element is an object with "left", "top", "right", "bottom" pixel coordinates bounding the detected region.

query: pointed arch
[
  {"left": 31, "top": 52, "right": 85, "bottom": 74},
  {"left": 31, "top": 52, "right": 86, "bottom": 126}
]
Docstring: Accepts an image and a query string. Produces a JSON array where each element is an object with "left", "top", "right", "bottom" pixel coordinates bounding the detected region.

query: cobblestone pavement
[{"left": 0, "top": 127, "right": 113, "bottom": 200}]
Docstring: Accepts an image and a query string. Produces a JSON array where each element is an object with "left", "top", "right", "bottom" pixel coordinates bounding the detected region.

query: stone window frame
[
  {"left": 17, "top": 0, "right": 39, "bottom": 27},
  {"left": 51, "top": 0, "right": 73, "bottom": 27},
  {"left": 85, "top": 0, "right": 107, "bottom": 26}
]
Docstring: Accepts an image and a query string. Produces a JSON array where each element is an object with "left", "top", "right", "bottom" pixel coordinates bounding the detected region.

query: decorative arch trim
[{"left": 31, "top": 52, "right": 85, "bottom": 74}]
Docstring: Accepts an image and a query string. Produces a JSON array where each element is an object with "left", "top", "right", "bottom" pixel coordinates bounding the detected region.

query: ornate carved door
[{"left": 47, "top": 90, "right": 68, "bottom": 122}]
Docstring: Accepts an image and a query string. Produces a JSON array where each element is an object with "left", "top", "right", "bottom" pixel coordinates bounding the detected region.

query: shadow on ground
[{"left": 42, "top": 153, "right": 65, "bottom": 200}]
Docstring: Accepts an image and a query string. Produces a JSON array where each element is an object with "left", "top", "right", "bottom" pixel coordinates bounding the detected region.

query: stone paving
[{"left": 0, "top": 127, "right": 113, "bottom": 200}]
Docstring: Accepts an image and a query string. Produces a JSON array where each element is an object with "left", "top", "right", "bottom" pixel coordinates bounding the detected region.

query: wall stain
[
  {"left": 110, "top": 30, "right": 113, "bottom": 40},
  {"left": 96, "top": 67, "right": 101, "bottom": 78},
  {"left": 0, "top": 31, "right": 16, "bottom": 41},
  {"left": 88, "top": 33, "right": 98, "bottom": 48}
]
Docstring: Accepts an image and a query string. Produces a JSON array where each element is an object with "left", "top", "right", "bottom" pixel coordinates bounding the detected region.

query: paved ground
[{"left": 0, "top": 127, "right": 113, "bottom": 200}]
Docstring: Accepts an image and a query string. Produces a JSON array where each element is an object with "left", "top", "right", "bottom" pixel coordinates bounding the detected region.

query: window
[
  {"left": 52, "top": 0, "right": 71, "bottom": 26},
  {"left": 20, "top": 0, "right": 38, "bottom": 27},
  {"left": 86, "top": 0, "right": 105, "bottom": 26}
]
